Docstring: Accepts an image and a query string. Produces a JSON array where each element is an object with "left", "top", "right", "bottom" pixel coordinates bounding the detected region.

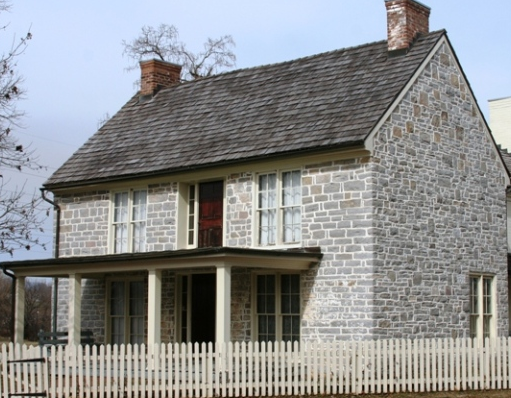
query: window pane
[
  {"left": 259, "top": 209, "right": 276, "bottom": 245},
  {"left": 114, "top": 192, "right": 129, "bottom": 222},
  {"left": 132, "top": 221, "right": 146, "bottom": 252},
  {"left": 483, "top": 277, "right": 492, "bottom": 314},
  {"left": 130, "top": 281, "right": 144, "bottom": 316},
  {"left": 282, "top": 315, "right": 300, "bottom": 342},
  {"left": 470, "top": 277, "right": 479, "bottom": 315},
  {"left": 282, "top": 171, "right": 301, "bottom": 206},
  {"left": 258, "top": 174, "right": 277, "bottom": 246},
  {"left": 130, "top": 317, "right": 144, "bottom": 345},
  {"left": 114, "top": 224, "right": 128, "bottom": 253},
  {"left": 281, "top": 274, "right": 300, "bottom": 314},
  {"left": 132, "top": 190, "right": 147, "bottom": 252},
  {"left": 111, "top": 317, "right": 125, "bottom": 345},
  {"left": 110, "top": 282, "right": 125, "bottom": 316},
  {"left": 110, "top": 281, "right": 125, "bottom": 344},
  {"left": 282, "top": 171, "right": 301, "bottom": 243},
  {"left": 258, "top": 315, "right": 276, "bottom": 342},
  {"left": 132, "top": 190, "right": 147, "bottom": 221},
  {"left": 469, "top": 277, "right": 479, "bottom": 338},
  {"left": 257, "top": 275, "right": 276, "bottom": 342}
]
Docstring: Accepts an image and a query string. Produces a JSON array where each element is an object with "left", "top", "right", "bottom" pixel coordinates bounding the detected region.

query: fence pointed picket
[
  {"left": 506, "top": 337, "right": 511, "bottom": 388},
  {"left": 240, "top": 341, "right": 247, "bottom": 397},
  {"left": 388, "top": 340, "right": 396, "bottom": 393},
  {"left": 254, "top": 341, "right": 261, "bottom": 397},
  {"left": 242, "top": 341, "right": 249, "bottom": 396},
  {"left": 233, "top": 341, "right": 240, "bottom": 397}
]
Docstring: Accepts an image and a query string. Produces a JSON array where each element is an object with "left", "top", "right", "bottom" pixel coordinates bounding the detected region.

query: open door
[{"left": 180, "top": 274, "right": 216, "bottom": 344}]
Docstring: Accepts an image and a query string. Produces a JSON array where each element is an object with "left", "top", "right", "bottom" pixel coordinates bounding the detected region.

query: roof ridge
[{"left": 172, "top": 29, "right": 448, "bottom": 87}]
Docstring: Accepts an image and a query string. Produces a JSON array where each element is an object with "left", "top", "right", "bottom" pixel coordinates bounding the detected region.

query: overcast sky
[{"left": 3, "top": 0, "right": 511, "bottom": 261}]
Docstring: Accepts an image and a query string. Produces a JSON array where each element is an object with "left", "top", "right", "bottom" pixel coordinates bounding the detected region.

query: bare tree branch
[
  {"left": 0, "top": 2, "right": 47, "bottom": 256},
  {"left": 122, "top": 24, "right": 236, "bottom": 81}
]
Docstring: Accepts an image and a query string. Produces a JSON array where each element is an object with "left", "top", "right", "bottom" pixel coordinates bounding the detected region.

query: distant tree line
[{"left": 0, "top": 274, "right": 51, "bottom": 342}]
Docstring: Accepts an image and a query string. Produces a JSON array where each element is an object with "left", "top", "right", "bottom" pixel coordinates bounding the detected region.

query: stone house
[{"left": 5, "top": 0, "right": 510, "bottom": 345}]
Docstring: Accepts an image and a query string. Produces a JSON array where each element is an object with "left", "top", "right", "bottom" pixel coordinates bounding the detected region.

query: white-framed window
[
  {"left": 256, "top": 170, "right": 301, "bottom": 246},
  {"left": 254, "top": 273, "right": 301, "bottom": 342},
  {"left": 111, "top": 189, "right": 147, "bottom": 253},
  {"left": 107, "top": 278, "right": 145, "bottom": 345},
  {"left": 470, "top": 274, "right": 495, "bottom": 339}
]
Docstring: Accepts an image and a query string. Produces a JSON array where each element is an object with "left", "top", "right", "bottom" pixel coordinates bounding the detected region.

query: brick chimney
[
  {"left": 140, "top": 59, "right": 182, "bottom": 97},
  {"left": 385, "top": 0, "right": 430, "bottom": 53}
]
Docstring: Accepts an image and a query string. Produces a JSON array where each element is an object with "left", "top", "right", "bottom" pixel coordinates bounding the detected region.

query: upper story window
[
  {"left": 257, "top": 170, "right": 301, "bottom": 246},
  {"left": 470, "top": 274, "right": 495, "bottom": 339},
  {"left": 111, "top": 189, "right": 147, "bottom": 253}
]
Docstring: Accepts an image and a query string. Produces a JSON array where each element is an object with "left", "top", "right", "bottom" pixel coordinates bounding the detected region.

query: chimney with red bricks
[
  {"left": 139, "top": 59, "right": 182, "bottom": 97},
  {"left": 385, "top": 0, "right": 430, "bottom": 53}
]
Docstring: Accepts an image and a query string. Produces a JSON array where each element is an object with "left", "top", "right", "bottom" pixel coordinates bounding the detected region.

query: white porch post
[
  {"left": 68, "top": 273, "right": 82, "bottom": 345},
  {"left": 14, "top": 276, "right": 25, "bottom": 345},
  {"left": 147, "top": 269, "right": 162, "bottom": 346},
  {"left": 215, "top": 265, "right": 231, "bottom": 343}
]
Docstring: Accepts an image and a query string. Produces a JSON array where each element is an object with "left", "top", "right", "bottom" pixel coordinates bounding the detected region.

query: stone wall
[
  {"left": 301, "top": 158, "right": 377, "bottom": 341},
  {"left": 146, "top": 182, "right": 178, "bottom": 252},
  {"left": 58, "top": 191, "right": 109, "bottom": 257},
  {"left": 371, "top": 42, "right": 508, "bottom": 338}
]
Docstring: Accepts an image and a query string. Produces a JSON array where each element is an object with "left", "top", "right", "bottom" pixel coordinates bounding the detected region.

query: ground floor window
[
  {"left": 469, "top": 274, "right": 495, "bottom": 339},
  {"left": 108, "top": 279, "right": 145, "bottom": 345},
  {"left": 255, "top": 273, "right": 300, "bottom": 342}
]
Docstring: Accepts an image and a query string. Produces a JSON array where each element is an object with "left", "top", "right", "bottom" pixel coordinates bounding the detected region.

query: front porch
[{"left": 5, "top": 247, "right": 322, "bottom": 346}]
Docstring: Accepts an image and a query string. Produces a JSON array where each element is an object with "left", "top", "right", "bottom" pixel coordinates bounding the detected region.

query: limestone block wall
[
  {"left": 146, "top": 182, "right": 178, "bottom": 252},
  {"left": 301, "top": 158, "right": 377, "bottom": 341},
  {"left": 58, "top": 191, "right": 110, "bottom": 257},
  {"left": 225, "top": 173, "right": 253, "bottom": 247},
  {"left": 371, "top": 42, "right": 509, "bottom": 338}
]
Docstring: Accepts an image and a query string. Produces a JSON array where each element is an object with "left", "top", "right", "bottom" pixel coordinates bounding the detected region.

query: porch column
[
  {"left": 215, "top": 265, "right": 231, "bottom": 343},
  {"left": 14, "top": 276, "right": 25, "bottom": 345},
  {"left": 68, "top": 273, "right": 82, "bottom": 345},
  {"left": 147, "top": 269, "right": 162, "bottom": 346}
]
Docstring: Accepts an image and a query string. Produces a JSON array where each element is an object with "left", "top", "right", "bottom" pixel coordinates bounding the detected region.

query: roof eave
[
  {"left": 43, "top": 140, "right": 366, "bottom": 191},
  {"left": 3, "top": 246, "right": 323, "bottom": 278}
]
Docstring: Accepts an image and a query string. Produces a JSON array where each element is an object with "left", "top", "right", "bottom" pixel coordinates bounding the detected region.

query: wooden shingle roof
[{"left": 45, "top": 30, "right": 445, "bottom": 189}]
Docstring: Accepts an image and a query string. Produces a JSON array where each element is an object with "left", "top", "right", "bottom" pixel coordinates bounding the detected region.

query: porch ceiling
[{"left": 3, "top": 246, "right": 322, "bottom": 278}]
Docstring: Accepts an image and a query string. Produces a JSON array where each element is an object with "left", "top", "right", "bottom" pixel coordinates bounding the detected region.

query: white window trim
[
  {"left": 109, "top": 188, "right": 148, "bottom": 254},
  {"left": 251, "top": 272, "right": 301, "bottom": 342},
  {"left": 253, "top": 169, "right": 302, "bottom": 249},
  {"left": 469, "top": 273, "right": 497, "bottom": 340}
]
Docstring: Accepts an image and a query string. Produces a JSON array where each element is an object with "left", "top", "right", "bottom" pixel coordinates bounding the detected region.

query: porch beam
[
  {"left": 147, "top": 269, "right": 162, "bottom": 346},
  {"left": 14, "top": 276, "right": 25, "bottom": 345},
  {"left": 68, "top": 273, "right": 82, "bottom": 345},
  {"left": 215, "top": 265, "right": 231, "bottom": 343}
]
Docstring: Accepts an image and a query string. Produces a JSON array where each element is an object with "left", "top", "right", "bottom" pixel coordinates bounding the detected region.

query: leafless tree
[
  {"left": 0, "top": 1, "right": 47, "bottom": 256},
  {"left": 0, "top": 274, "right": 51, "bottom": 341},
  {"left": 122, "top": 24, "right": 236, "bottom": 81}
]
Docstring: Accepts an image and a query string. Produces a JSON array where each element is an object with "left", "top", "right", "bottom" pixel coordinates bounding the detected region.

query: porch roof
[{"left": 2, "top": 246, "right": 323, "bottom": 278}]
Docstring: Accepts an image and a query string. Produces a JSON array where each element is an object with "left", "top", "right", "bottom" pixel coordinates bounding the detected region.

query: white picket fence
[{"left": 1, "top": 337, "right": 511, "bottom": 398}]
